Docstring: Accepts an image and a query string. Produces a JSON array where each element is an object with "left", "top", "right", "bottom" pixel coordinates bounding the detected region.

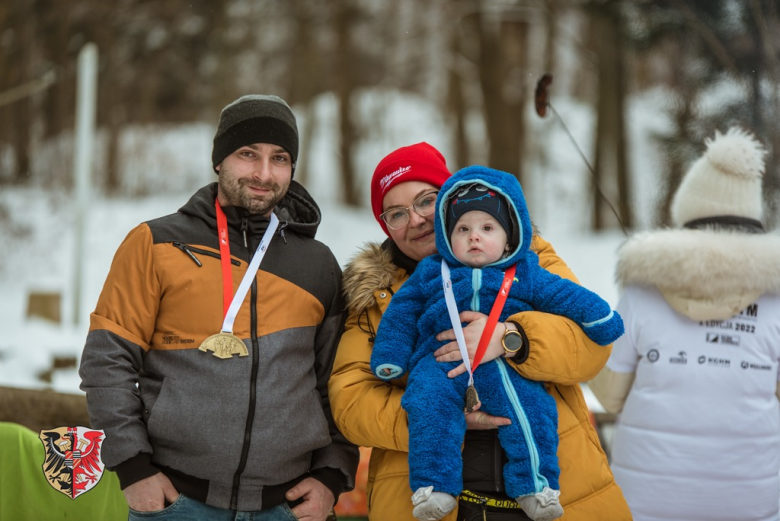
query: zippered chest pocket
[{"left": 172, "top": 241, "right": 241, "bottom": 267}]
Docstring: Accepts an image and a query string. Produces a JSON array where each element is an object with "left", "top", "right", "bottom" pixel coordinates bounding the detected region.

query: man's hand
[
  {"left": 286, "top": 477, "right": 335, "bottom": 521},
  {"left": 123, "top": 472, "right": 179, "bottom": 512},
  {"left": 435, "top": 311, "right": 508, "bottom": 377}
]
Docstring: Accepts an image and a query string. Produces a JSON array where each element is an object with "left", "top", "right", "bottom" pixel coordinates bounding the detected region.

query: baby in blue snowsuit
[{"left": 371, "top": 166, "right": 624, "bottom": 521}]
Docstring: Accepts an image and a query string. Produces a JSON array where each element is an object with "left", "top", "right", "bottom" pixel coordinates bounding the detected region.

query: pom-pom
[{"left": 704, "top": 127, "right": 766, "bottom": 180}]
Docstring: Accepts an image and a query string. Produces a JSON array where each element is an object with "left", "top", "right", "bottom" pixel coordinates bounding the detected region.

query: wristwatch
[{"left": 502, "top": 322, "right": 524, "bottom": 355}]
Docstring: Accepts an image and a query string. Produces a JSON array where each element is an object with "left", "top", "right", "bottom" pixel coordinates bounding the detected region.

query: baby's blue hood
[{"left": 435, "top": 165, "right": 532, "bottom": 270}]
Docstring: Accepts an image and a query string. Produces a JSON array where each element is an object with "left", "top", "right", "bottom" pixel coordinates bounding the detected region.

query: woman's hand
[
  {"left": 465, "top": 404, "right": 511, "bottom": 430},
  {"left": 434, "top": 311, "right": 509, "bottom": 378}
]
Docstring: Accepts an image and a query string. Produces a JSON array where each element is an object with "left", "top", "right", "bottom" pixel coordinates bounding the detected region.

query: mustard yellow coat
[{"left": 329, "top": 236, "right": 631, "bottom": 521}]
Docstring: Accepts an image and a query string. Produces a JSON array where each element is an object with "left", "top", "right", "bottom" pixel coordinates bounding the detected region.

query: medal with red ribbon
[
  {"left": 441, "top": 259, "right": 516, "bottom": 412},
  {"left": 198, "top": 199, "right": 279, "bottom": 359}
]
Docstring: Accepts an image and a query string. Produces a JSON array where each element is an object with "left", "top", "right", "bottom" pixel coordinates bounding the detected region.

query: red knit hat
[{"left": 371, "top": 142, "right": 452, "bottom": 236}]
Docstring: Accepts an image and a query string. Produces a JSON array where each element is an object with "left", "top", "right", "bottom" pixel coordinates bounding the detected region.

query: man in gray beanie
[
  {"left": 80, "top": 94, "right": 358, "bottom": 521},
  {"left": 211, "top": 94, "right": 299, "bottom": 176}
]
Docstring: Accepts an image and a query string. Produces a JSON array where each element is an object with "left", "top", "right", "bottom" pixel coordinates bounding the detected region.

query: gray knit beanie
[{"left": 211, "top": 94, "right": 299, "bottom": 175}]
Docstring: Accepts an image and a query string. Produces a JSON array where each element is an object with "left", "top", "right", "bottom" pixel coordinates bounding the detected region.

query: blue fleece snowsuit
[{"left": 370, "top": 165, "right": 624, "bottom": 500}]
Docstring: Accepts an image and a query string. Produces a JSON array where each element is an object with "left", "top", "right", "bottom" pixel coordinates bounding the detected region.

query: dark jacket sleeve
[
  {"left": 309, "top": 253, "right": 359, "bottom": 497},
  {"left": 78, "top": 224, "right": 160, "bottom": 488}
]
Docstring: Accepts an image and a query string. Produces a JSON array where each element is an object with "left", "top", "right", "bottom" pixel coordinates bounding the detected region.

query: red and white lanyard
[
  {"left": 441, "top": 259, "right": 516, "bottom": 387},
  {"left": 215, "top": 199, "right": 279, "bottom": 334}
]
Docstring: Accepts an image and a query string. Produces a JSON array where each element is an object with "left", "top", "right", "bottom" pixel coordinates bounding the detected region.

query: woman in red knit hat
[{"left": 328, "top": 143, "right": 630, "bottom": 521}]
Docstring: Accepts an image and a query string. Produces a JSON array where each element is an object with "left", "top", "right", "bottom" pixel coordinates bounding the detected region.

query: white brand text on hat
[{"left": 380, "top": 166, "right": 412, "bottom": 192}]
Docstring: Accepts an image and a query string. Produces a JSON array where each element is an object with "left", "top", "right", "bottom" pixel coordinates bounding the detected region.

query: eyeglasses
[{"left": 380, "top": 191, "right": 439, "bottom": 230}]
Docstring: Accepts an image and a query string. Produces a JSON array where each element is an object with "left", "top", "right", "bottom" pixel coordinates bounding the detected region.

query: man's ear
[{"left": 215, "top": 164, "right": 221, "bottom": 173}]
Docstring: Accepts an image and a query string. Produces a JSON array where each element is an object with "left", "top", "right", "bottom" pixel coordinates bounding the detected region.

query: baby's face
[{"left": 449, "top": 210, "right": 509, "bottom": 267}]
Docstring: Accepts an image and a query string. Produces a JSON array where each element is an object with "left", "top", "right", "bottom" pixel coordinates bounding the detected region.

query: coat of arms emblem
[{"left": 39, "top": 426, "right": 106, "bottom": 499}]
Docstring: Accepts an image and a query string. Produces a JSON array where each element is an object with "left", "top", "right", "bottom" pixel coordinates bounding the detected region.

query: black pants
[
  {"left": 460, "top": 430, "right": 532, "bottom": 520},
  {"left": 457, "top": 499, "right": 532, "bottom": 521}
]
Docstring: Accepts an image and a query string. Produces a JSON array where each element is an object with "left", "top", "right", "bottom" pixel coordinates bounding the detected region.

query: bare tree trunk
[
  {"left": 334, "top": 0, "right": 359, "bottom": 207},
  {"left": 10, "top": 98, "right": 31, "bottom": 183},
  {"left": 447, "top": 28, "right": 468, "bottom": 171},
  {"left": 296, "top": 101, "right": 316, "bottom": 186},
  {"left": 287, "top": 0, "right": 325, "bottom": 186},
  {"left": 657, "top": 38, "right": 698, "bottom": 227},
  {"left": 572, "top": 6, "right": 596, "bottom": 103},
  {"left": 471, "top": 10, "right": 528, "bottom": 180},
  {"left": 591, "top": 1, "right": 631, "bottom": 231},
  {"left": 287, "top": 0, "right": 322, "bottom": 106},
  {"left": 105, "top": 110, "right": 123, "bottom": 195},
  {"left": 207, "top": 0, "right": 234, "bottom": 113},
  {"left": 93, "top": 11, "right": 122, "bottom": 195},
  {"left": 748, "top": 0, "right": 780, "bottom": 226},
  {"left": 543, "top": 0, "right": 558, "bottom": 74},
  {"left": 2, "top": 2, "right": 37, "bottom": 184},
  {"left": 499, "top": 19, "right": 528, "bottom": 181},
  {"left": 0, "top": 6, "right": 13, "bottom": 182},
  {"left": 41, "top": 2, "right": 75, "bottom": 142},
  {"left": 475, "top": 13, "right": 504, "bottom": 172}
]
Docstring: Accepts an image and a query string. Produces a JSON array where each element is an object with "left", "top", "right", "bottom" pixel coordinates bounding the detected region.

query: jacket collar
[{"left": 617, "top": 228, "right": 780, "bottom": 320}]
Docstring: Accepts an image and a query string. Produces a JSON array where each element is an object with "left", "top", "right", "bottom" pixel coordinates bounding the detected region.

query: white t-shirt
[{"left": 608, "top": 285, "right": 780, "bottom": 521}]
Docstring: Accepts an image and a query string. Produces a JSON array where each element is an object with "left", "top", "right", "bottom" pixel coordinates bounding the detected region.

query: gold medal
[
  {"left": 465, "top": 385, "right": 480, "bottom": 413},
  {"left": 198, "top": 332, "right": 249, "bottom": 359}
]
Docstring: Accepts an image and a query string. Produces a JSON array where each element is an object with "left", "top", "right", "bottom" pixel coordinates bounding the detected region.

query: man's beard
[{"left": 218, "top": 172, "right": 288, "bottom": 215}]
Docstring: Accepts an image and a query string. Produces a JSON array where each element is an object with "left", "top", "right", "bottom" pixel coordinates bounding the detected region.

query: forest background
[
  {"left": 3, "top": 0, "right": 779, "bottom": 227},
  {"left": 1, "top": 0, "right": 779, "bottom": 518}
]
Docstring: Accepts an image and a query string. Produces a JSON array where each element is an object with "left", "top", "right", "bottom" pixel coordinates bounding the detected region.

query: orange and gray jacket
[{"left": 80, "top": 182, "right": 358, "bottom": 511}]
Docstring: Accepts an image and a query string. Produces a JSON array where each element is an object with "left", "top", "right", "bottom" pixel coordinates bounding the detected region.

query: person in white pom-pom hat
[{"left": 590, "top": 127, "right": 780, "bottom": 521}]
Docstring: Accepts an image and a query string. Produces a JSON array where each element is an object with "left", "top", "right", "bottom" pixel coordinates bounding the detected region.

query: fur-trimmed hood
[
  {"left": 342, "top": 242, "right": 400, "bottom": 316},
  {"left": 616, "top": 228, "right": 780, "bottom": 320}
]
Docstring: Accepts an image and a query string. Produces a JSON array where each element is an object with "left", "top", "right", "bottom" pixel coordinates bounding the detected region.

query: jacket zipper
[
  {"left": 230, "top": 216, "right": 258, "bottom": 510},
  {"left": 496, "top": 358, "right": 548, "bottom": 493},
  {"left": 172, "top": 241, "right": 240, "bottom": 266},
  {"left": 471, "top": 269, "right": 482, "bottom": 312},
  {"left": 472, "top": 268, "right": 504, "bottom": 492}
]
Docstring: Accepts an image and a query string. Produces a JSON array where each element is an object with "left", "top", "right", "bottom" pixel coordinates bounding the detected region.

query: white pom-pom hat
[{"left": 671, "top": 127, "right": 766, "bottom": 227}]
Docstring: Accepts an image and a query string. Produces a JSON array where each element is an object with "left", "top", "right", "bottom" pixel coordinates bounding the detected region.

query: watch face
[{"left": 503, "top": 330, "right": 523, "bottom": 351}]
